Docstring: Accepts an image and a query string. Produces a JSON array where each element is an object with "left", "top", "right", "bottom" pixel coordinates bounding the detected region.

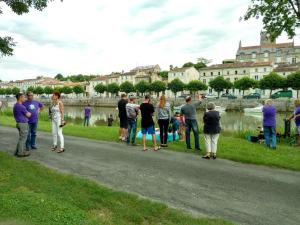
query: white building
[{"left": 89, "top": 76, "right": 108, "bottom": 97}]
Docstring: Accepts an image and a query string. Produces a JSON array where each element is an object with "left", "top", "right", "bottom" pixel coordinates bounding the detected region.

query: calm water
[{"left": 63, "top": 106, "right": 291, "bottom": 131}]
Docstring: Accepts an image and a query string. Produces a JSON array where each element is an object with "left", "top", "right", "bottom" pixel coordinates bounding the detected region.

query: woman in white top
[{"left": 50, "top": 92, "right": 65, "bottom": 153}]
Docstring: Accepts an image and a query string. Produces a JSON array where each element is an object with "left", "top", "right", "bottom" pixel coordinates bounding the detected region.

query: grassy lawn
[
  {"left": 0, "top": 152, "right": 233, "bottom": 225},
  {"left": 1, "top": 112, "right": 300, "bottom": 171}
]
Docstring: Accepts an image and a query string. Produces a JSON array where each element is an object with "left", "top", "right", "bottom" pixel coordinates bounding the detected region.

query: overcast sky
[{"left": 0, "top": 0, "right": 299, "bottom": 81}]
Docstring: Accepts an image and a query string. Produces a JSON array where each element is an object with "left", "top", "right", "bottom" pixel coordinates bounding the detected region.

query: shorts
[
  {"left": 141, "top": 126, "right": 155, "bottom": 135},
  {"left": 119, "top": 117, "right": 128, "bottom": 129},
  {"left": 296, "top": 126, "right": 300, "bottom": 135}
]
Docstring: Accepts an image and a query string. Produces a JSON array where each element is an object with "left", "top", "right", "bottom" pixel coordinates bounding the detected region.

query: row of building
[{"left": 1, "top": 32, "right": 300, "bottom": 98}]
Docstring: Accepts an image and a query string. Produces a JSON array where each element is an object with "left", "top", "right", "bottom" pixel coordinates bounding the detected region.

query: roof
[
  {"left": 274, "top": 64, "right": 300, "bottom": 72},
  {"left": 199, "top": 61, "right": 273, "bottom": 70},
  {"left": 239, "top": 42, "right": 294, "bottom": 51},
  {"left": 169, "top": 67, "right": 194, "bottom": 73},
  {"left": 91, "top": 76, "right": 108, "bottom": 81},
  {"left": 131, "top": 65, "right": 160, "bottom": 71}
]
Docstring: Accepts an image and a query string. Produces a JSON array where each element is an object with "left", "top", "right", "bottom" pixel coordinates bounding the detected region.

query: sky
[{"left": 0, "top": 0, "right": 299, "bottom": 81}]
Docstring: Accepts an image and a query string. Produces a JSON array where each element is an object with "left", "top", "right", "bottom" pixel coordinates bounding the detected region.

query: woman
[
  {"left": 157, "top": 95, "right": 171, "bottom": 147},
  {"left": 50, "top": 92, "right": 65, "bottom": 153},
  {"left": 288, "top": 99, "right": 300, "bottom": 146},
  {"left": 262, "top": 99, "right": 276, "bottom": 149},
  {"left": 202, "top": 102, "right": 221, "bottom": 159}
]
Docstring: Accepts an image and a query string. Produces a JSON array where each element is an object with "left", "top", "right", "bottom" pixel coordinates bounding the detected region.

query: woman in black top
[{"left": 202, "top": 102, "right": 221, "bottom": 160}]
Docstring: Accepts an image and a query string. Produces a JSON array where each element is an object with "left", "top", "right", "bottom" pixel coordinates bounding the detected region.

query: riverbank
[
  {"left": 0, "top": 151, "right": 233, "bottom": 225},
  {"left": 1, "top": 112, "right": 299, "bottom": 171}
]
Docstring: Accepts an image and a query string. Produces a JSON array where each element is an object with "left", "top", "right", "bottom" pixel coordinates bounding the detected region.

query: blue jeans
[
  {"left": 84, "top": 116, "right": 90, "bottom": 126},
  {"left": 185, "top": 119, "right": 200, "bottom": 149},
  {"left": 263, "top": 126, "right": 276, "bottom": 148},
  {"left": 26, "top": 122, "right": 38, "bottom": 149},
  {"left": 127, "top": 119, "right": 137, "bottom": 144}
]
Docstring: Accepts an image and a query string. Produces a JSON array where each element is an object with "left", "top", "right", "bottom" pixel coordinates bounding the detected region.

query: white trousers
[
  {"left": 204, "top": 134, "right": 219, "bottom": 154},
  {"left": 52, "top": 120, "right": 64, "bottom": 148}
]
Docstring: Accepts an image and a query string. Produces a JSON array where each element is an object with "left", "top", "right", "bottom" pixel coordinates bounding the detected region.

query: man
[
  {"left": 23, "top": 91, "right": 43, "bottom": 150},
  {"left": 118, "top": 94, "right": 128, "bottom": 141},
  {"left": 180, "top": 96, "right": 200, "bottom": 151},
  {"left": 262, "top": 99, "right": 276, "bottom": 149},
  {"left": 14, "top": 93, "right": 32, "bottom": 157},
  {"left": 84, "top": 104, "right": 92, "bottom": 127},
  {"left": 140, "top": 95, "right": 160, "bottom": 151},
  {"left": 126, "top": 95, "right": 139, "bottom": 146}
]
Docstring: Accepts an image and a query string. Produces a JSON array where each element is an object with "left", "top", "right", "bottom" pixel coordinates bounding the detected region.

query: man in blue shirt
[{"left": 23, "top": 91, "right": 44, "bottom": 150}]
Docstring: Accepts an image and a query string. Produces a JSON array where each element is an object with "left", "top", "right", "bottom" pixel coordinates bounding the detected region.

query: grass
[
  {"left": 0, "top": 152, "right": 233, "bottom": 225},
  {"left": 1, "top": 110, "right": 300, "bottom": 171}
]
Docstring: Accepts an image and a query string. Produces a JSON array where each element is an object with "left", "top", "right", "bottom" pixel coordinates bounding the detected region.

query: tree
[
  {"left": 33, "top": 86, "right": 44, "bottom": 95},
  {"left": 11, "top": 87, "right": 20, "bottom": 95},
  {"left": 209, "top": 76, "right": 232, "bottom": 97},
  {"left": 287, "top": 71, "right": 300, "bottom": 98},
  {"left": 55, "top": 73, "right": 64, "bottom": 80},
  {"left": 27, "top": 86, "right": 35, "bottom": 92},
  {"left": 182, "top": 62, "right": 194, "bottom": 68},
  {"left": 120, "top": 81, "right": 135, "bottom": 94},
  {"left": 0, "top": 0, "right": 61, "bottom": 57},
  {"left": 0, "top": 88, "right": 5, "bottom": 96},
  {"left": 149, "top": 81, "right": 167, "bottom": 97},
  {"left": 44, "top": 86, "right": 54, "bottom": 96},
  {"left": 186, "top": 80, "right": 208, "bottom": 98},
  {"left": 244, "top": 0, "right": 300, "bottom": 41},
  {"left": 107, "top": 83, "right": 120, "bottom": 97},
  {"left": 159, "top": 71, "right": 168, "bottom": 79},
  {"left": 135, "top": 80, "right": 150, "bottom": 96},
  {"left": 168, "top": 79, "right": 185, "bottom": 100},
  {"left": 61, "top": 86, "right": 73, "bottom": 95},
  {"left": 53, "top": 86, "right": 63, "bottom": 93},
  {"left": 259, "top": 72, "right": 285, "bottom": 97},
  {"left": 94, "top": 83, "right": 107, "bottom": 96},
  {"left": 73, "top": 85, "right": 84, "bottom": 96},
  {"left": 234, "top": 77, "right": 257, "bottom": 96},
  {"left": 5, "top": 88, "right": 12, "bottom": 95}
]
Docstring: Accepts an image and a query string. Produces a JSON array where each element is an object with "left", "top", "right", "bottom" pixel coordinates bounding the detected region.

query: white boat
[{"left": 244, "top": 105, "right": 263, "bottom": 113}]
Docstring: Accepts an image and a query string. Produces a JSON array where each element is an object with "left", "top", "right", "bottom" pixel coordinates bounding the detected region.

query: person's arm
[
  {"left": 22, "top": 107, "right": 31, "bottom": 118},
  {"left": 39, "top": 102, "right": 44, "bottom": 112},
  {"left": 59, "top": 101, "right": 64, "bottom": 122}
]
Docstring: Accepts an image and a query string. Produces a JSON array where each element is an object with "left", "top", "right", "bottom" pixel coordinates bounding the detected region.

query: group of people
[
  {"left": 117, "top": 94, "right": 221, "bottom": 159},
  {"left": 13, "top": 92, "right": 65, "bottom": 157}
]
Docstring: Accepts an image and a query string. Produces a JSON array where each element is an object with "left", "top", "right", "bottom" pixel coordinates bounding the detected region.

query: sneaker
[
  {"left": 131, "top": 143, "right": 138, "bottom": 146},
  {"left": 17, "top": 151, "right": 30, "bottom": 157},
  {"left": 31, "top": 146, "right": 37, "bottom": 150},
  {"left": 195, "top": 148, "right": 201, "bottom": 151}
]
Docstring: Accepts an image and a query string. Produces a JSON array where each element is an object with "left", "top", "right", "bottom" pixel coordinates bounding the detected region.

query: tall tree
[
  {"left": 73, "top": 85, "right": 84, "bottom": 96},
  {"left": 168, "top": 79, "right": 185, "bottom": 100},
  {"left": 135, "top": 80, "right": 150, "bottom": 96},
  {"left": 107, "top": 83, "right": 120, "bottom": 97},
  {"left": 209, "top": 76, "right": 232, "bottom": 97},
  {"left": 287, "top": 71, "right": 300, "bottom": 98},
  {"left": 44, "top": 86, "right": 54, "bottom": 96},
  {"left": 33, "top": 86, "right": 44, "bottom": 95},
  {"left": 159, "top": 71, "right": 168, "bottom": 79},
  {"left": 120, "top": 81, "right": 135, "bottom": 94},
  {"left": 244, "top": 0, "right": 300, "bottom": 41},
  {"left": 11, "top": 87, "right": 20, "bottom": 95},
  {"left": 186, "top": 80, "right": 208, "bottom": 98},
  {"left": 0, "top": 0, "right": 62, "bottom": 57},
  {"left": 27, "top": 86, "right": 35, "bottom": 93},
  {"left": 5, "top": 88, "right": 12, "bottom": 95},
  {"left": 149, "top": 81, "right": 167, "bottom": 97},
  {"left": 55, "top": 74, "right": 64, "bottom": 81},
  {"left": 94, "top": 83, "right": 107, "bottom": 96},
  {"left": 234, "top": 77, "right": 257, "bottom": 96},
  {"left": 259, "top": 72, "right": 285, "bottom": 97},
  {"left": 61, "top": 86, "right": 73, "bottom": 95}
]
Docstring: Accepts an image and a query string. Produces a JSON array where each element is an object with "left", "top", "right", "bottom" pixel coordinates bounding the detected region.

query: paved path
[{"left": 0, "top": 126, "right": 299, "bottom": 225}]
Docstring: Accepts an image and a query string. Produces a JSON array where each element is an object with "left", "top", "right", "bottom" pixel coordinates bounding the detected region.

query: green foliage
[
  {"left": 120, "top": 81, "right": 135, "bottom": 94},
  {"left": 44, "top": 86, "right": 54, "bottom": 95},
  {"left": 259, "top": 72, "right": 285, "bottom": 96},
  {"left": 168, "top": 79, "right": 185, "bottom": 98},
  {"left": 0, "top": 37, "right": 15, "bottom": 57},
  {"left": 182, "top": 62, "right": 194, "bottom": 68},
  {"left": 209, "top": 77, "right": 232, "bottom": 97},
  {"left": 149, "top": 81, "right": 166, "bottom": 97},
  {"left": 186, "top": 80, "right": 207, "bottom": 97},
  {"left": 287, "top": 71, "right": 300, "bottom": 97},
  {"left": 11, "top": 87, "right": 20, "bottom": 95},
  {"left": 0, "top": 88, "right": 5, "bottom": 95},
  {"left": 107, "top": 83, "right": 120, "bottom": 96},
  {"left": 55, "top": 74, "right": 96, "bottom": 82},
  {"left": 94, "top": 83, "right": 107, "bottom": 94},
  {"left": 53, "top": 86, "right": 63, "bottom": 93},
  {"left": 73, "top": 85, "right": 84, "bottom": 95},
  {"left": 61, "top": 86, "right": 73, "bottom": 95},
  {"left": 4, "top": 88, "right": 12, "bottom": 95},
  {"left": 159, "top": 71, "right": 169, "bottom": 79},
  {"left": 234, "top": 77, "right": 257, "bottom": 96},
  {"left": 33, "top": 86, "right": 44, "bottom": 95},
  {"left": 244, "top": 0, "right": 300, "bottom": 41},
  {"left": 26, "top": 86, "right": 35, "bottom": 92},
  {"left": 135, "top": 81, "right": 150, "bottom": 95},
  {"left": 183, "top": 61, "right": 207, "bottom": 70},
  {"left": 54, "top": 73, "right": 64, "bottom": 80}
]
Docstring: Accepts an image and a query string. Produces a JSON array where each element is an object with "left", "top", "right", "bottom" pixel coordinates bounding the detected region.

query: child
[
  {"left": 107, "top": 114, "right": 114, "bottom": 127},
  {"left": 175, "top": 112, "right": 185, "bottom": 141},
  {"left": 170, "top": 113, "right": 180, "bottom": 141}
]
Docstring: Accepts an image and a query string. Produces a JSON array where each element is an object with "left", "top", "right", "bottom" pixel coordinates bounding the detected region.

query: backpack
[{"left": 126, "top": 104, "right": 138, "bottom": 119}]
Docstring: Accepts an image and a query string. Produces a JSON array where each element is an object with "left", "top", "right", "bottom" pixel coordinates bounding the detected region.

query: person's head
[
  {"left": 109, "top": 114, "right": 113, "bottom": 118},
  {"left": 265, "top": 99, "right": 273, "bottom": 106},
  {"left": 52, "top": 92, "right": 61, "bottom": 101},
  {"left": 159, "top": 95, "right": 166, "bottom": 108},
  {"left": 207, "top": 102, "right": 216, "bottom": 111},
  {"left": 129, "top": 95, "right": 136, "bottom": 103},
  {"left": 175, "top": 112, "right": 180, "bottom": 117},
  {"left": 295, "top": 99, "right": 300, "bottom": 107},
  {"left": 185, "top": 96, "right": 192, "bottom": 103},
  {"left": 16, "top": 93, "right": 25, "bottom": 103},
  {"left": 144, "top": 94, "right": 151, "bottom": 103},
  {"left": 121, "top": 93, "right": 127, "bottom": 99},
  {"left": 87, "top": 103, "right": 91, "bottom": 107},
  {"left": 26, "top": 91, "right": 34, "bottom": 101}
]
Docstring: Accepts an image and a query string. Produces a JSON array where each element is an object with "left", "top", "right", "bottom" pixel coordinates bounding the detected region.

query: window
[
  {"left": 283, "top": 72, "right": 286, "bottom": 76},
  {"left": 264, "top": 51, "right": 269, "bottom": 57},
  {"left": 292, "top": 58, "right": 297, "bottom": 64},
  {"left": 264, "top": 68, "right": 267, "bottom": 72},
  {"left": 255, "top": 75, "right": 259, "bottom": 80},
  {"left": 255, "top": 68, "right": 258, "bottom": 72},
  {"left": 182, "top": 73, "right": 184, "bottom": 76},
  {"left": 203, "top": 73, "right": 206, "bottom": 76},
  {"left": 234, "top": 77, "right": 238, "bottom": 81},
  {"left": 252, "top": 52, "right": 256, "bottom": 58},
  {"left": 227, "top": 71, "right": 230, "bottom": 75},
  {"left": 276, "top": 49, "right": 281, "bottom": 56},
  {"left": 218, "top": 72, "right": 221, "bottom": 75},
  {"left": 235, "top": 70, "right": 238, "bottom": 75},
  {"left": 243, "top": 70, "right": 246, "bottom": 74},
  {"left": 203, "top": 79, "right": 206, "bottom": 84},
  {"left": 211, "top": 72, "right": 213, "bottom": 76}
]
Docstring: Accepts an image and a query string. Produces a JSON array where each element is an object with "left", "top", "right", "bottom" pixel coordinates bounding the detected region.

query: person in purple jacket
[
  {"left": 288, "top": 99, "right": 300, "bottom": 146},
  {"left": 83, "top": 104, "right": 92, "bottom": 127},
  {"left": 262, "top": 99, "right": 277, "bottom": 149},
  {"left": 23, "top": 91, "right": 44, "bottom": 150},
  {"left": 14, "top": 93, "right": 32, "bottom": 157}
]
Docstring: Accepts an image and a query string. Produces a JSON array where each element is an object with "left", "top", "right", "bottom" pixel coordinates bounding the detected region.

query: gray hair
[
  {"left": 207, "top": 102, "right": 215, "bottom": 110},
  {"left": 265, "top": 99, "right": 273, "bottom": 105}
]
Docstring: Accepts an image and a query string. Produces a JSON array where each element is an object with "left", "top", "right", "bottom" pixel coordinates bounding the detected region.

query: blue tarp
[{"left": 136, "top": 130, "right": 179, "bottom": 142}]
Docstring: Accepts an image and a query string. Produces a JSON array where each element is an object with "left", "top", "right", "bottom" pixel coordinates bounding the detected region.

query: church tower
[{"left": 260, "top": 31, "right": 276, "bottom": 45}]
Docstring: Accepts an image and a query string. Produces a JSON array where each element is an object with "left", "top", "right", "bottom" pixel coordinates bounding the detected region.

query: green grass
[
  {"left": 0, "top": 152, "right": 233, "bottom": 225},
  {"left": 1, "top": 111, "right": 300, "bottom": 171}
]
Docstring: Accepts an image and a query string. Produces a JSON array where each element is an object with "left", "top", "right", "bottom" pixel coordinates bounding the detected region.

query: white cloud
[{"left": 0, "top": 0, "right": 299, "bottom": 81}]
